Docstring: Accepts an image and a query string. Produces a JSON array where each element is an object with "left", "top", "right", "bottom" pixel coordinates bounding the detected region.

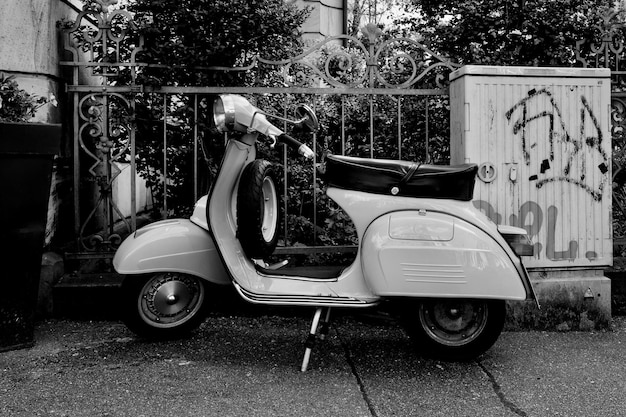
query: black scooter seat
[{"left": 322, "top": 155, "right": 478, "bottom": 201}]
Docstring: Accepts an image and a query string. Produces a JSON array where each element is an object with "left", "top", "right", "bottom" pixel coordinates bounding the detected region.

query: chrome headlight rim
[{"left": 213, "top": 94, "right": 236, "bottom": 133}]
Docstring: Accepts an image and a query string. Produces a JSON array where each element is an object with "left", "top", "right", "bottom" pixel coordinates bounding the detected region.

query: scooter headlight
[
  {"left": 213, "top": 94, "right": 236, "bottom": 133},
  {"left": 212, "top": 94, "right": 285, "bottom": 137}
]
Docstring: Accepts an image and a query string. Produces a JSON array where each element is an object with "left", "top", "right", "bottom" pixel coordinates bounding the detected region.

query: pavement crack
[
  {"left": 336, "top": 327, "right": 379, "bottom": 417},
  {"left": 476, "top": 360, "right": 527, "bottom": 417}
]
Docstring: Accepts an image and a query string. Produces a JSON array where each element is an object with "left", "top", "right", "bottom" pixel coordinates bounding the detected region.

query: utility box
[{"left": 450, "top": 65, "right": 612, "bottom": 270}]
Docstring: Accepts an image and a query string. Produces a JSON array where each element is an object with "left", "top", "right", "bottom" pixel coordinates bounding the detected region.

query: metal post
[
  {"left": 425, "top": 97, "right": 430, "bottom": 163},
  {"left": 370, "top": 95, "right": 374, "bottom": 158},
  {"left": 72, "top": 67, "right": 80, "bottom": 244},
  {"left": 102, "top": 92, "right": 111, "bottom": 238},
  {"left": 283, "top": 96, "right": 289, "bottom": 246},
  {"left": 397, "top": 96, "right": 402, "bottom": 160},
  {"left": 341, "top": 95, "right": 346, "bottom": 155},
  {"left": 312, "top": 95, "right": 317, "bottom": 244},
  {"left": 163, "top": 94, "right": 168, "bottom": 218},
  {"left": 193, "top": 94, "right": 198, "bottom": 203},
  {"left": 130, "top": 94, "right": 137, "bottom": 231}
]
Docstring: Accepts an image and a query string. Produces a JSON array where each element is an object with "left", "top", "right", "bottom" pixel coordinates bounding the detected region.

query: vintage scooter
[{"left": 113, "top": 94, "right": 537, "bottom": 370}]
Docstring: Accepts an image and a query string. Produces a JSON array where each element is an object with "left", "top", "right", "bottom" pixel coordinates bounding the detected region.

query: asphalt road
[{"left": 1, "top": 311, "right": 625, "bottom": 417}]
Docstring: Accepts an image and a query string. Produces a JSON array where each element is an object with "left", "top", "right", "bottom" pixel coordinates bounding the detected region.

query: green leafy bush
[{"left": 0, "top": 73, "right": 57, "bottom": 123}]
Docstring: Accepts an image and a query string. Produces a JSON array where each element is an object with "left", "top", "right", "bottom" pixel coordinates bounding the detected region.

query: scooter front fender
[{"left": 113, "top": 219, "right": 230, "bottom": 285}]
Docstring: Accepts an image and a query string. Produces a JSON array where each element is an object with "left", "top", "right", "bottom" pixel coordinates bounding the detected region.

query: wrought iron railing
[
  {"left": 575, "top": 8, "right": 626, "bottom": 253},
  {"left": 61, "top": 0, "right": 459, "bottom": 264}
]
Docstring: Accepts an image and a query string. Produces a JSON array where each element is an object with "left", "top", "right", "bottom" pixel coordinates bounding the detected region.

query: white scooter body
[
  {"left": 113, "top": 94, "right": 536, "bottom": 366},
  {"left": 114, "top": 132, "right": 534, "bottom": 305},
  {"left": 113, "top": 215, "right": 230, "bottom": 285}
]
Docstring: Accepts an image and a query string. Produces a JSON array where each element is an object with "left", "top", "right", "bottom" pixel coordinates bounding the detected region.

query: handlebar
[{"left": 277, "top": 133, "right": 314, "bottom": 160}]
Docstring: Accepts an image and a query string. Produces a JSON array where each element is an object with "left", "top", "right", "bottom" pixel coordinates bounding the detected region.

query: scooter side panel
[
  {"left": 113, "top": 219, "right": 230, "bottom": 285},
  {"left": 361, "top": 211, "right": 527, "bottom": 300}
]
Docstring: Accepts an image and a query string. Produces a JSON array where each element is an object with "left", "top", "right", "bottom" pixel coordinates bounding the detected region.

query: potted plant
[{"left": 0, "top": 73, "right": 61, "bottom": 351}]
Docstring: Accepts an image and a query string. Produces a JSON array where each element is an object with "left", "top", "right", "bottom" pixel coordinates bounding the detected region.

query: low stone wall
[
  {"left": 604, "top": 256, "right": 626, "bottom": 316},
  {"left": 507, "top": 279, "right": 611, "bottom": 331}
]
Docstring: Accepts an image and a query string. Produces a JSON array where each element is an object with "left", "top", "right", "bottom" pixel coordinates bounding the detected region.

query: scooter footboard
[
  {"left": 361, "top": 211, "right": 528, "bottom": 300},
  {"left": 113, "top": 219, "right": 230, "bottom": 285}
]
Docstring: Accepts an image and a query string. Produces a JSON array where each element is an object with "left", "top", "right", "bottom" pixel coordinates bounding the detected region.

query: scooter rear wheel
[
  {"left": 399, "top": 298, "right": 505, "bottom": 360},
  {"left": 237, "top": 159, "right": 280, "bottom": 258},
  {"left": 121, "top": 272, "right": 208, "bottom": 339}
]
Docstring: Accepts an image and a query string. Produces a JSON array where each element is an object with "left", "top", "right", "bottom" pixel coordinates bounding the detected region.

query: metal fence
[
  {"left": 61, "top": 1, "right": 458, "bottom": 265},
  {"left": 575, "top": 8, "right": 626, "bottom": 253}
]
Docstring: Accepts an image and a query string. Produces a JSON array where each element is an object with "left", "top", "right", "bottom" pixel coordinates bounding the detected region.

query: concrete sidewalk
[{"left": 1, "top": 312, "right": 625, "bottom": 417}]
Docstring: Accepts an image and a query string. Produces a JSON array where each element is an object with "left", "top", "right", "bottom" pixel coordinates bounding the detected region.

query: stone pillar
[
  {"left": 0, "top": 1, "right": 85, "bottom": 318},
  {"left": 0, "top": 0, "right": 84, "bottom": 249},
  {"left": 295, "top": 0, "right": 347, "bottom": 46},
  {"left": 0, "top": 0, "right": 70, "bottom": 123}
]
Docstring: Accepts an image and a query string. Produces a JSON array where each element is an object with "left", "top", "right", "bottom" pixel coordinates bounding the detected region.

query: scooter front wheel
[
  {"left": 121, "top": 273, "right": 208, "bottom": 339},
  {"left": 237, "top": 159, "right": 280, "bottom": 258},
  {"left": 399, "top": 299, "right": 505, "bottom": 360}
]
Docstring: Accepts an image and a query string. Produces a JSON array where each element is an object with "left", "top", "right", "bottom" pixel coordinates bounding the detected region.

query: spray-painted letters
[
  {"left": 474, "top": 199, "right": 597, "bottom": 261},
  {"left": 474, "top": 88, "right": 608, "bottom": 262},
  {"left": 505, "top": 88, "right": 608, "bottom": 202}
]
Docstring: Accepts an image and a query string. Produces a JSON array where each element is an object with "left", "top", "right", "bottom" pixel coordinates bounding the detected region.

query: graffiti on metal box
[
  {"left": 474, "top": 199, "right": 597, "bottom": 261},
  {"left": 505, "top": 88, "right": 609, "bottom": 202}
]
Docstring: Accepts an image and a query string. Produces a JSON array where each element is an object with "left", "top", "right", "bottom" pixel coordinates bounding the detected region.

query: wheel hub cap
[
  {"left": 419, "top": 300, "right": 488, "bottom": 347},
  {"left": 138, "top": 273, "right": 204, "bottom": 328},
  {"left": 261, "top": 176, "right": 278, "bottom": 242}
]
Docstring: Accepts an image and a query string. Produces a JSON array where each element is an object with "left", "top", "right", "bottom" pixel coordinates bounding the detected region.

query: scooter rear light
[
  {"left": 497, "top": 225, "right": 534, "bottom": 257},
  {"left": 502, "top": 233, "right": 534, "bottom": 257}
]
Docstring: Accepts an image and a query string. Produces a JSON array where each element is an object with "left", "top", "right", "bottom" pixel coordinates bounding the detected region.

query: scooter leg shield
[{"left": 113, "top": 219, "right": 230, "bottom": 285}]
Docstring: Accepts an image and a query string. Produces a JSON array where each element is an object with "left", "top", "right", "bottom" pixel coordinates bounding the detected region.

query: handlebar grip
[
  {"left": 277, "top": 133, "right": 302, "bottom": 149},
  {"left": 277, "top": 134, "right": 314, "bottom": 159}
]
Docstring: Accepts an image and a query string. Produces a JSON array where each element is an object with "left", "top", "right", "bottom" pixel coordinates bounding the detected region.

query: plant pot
[{"left": 0, "top": 122, "right": 61, "bottom": 352}]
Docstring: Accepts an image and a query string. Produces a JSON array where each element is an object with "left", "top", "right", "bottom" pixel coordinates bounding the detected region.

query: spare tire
[{"left": 236, "top": 159, "right": 280, "bottom": 258}]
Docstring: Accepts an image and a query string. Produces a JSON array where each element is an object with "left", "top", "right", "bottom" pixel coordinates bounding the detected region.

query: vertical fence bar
[
  {"left": 130, "top": 66, "right": 138, "bottom": 233},
  {"left": 283, "top": 95, "right": 289, "bottom": 246},
  {"left": 397, "top": 96, "right": 402, "bottom": 160},
  {"left": 72, "top": 69, "right": 80, "bottom": 244},
  {"left": 130, "top": 93, "right": 137, "bottom": 231},
  {"left": 163, "top": 93, "right": 168, "bottom": 218},
  {"left": 193, "top": 94, "right": 199, "bottom": 203},
  {"left": 425, "top": 97, "right": 430, "bottom": 163},
  {"left": 341, "top": 95, "right": 346, "bottom": 155},
  {"left": 312, "top": 95, "right": 317, "bottom": 244},
  {"left": 102, "top": 93, "right": 111, "bottom": 238},
  {"left": 369, "top": 95, "right": 374, "bottom": 158}
]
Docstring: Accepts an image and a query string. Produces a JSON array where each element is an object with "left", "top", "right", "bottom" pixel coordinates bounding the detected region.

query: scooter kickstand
[
  {"left": 301, "top": 307, "right": 324, "bottom": 372},
  {"left": 318, "top": 308, "right": 332, "bottom": 341}
]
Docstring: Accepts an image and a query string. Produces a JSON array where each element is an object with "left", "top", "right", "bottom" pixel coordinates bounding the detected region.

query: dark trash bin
[{"left": 0, "top": 122, "right": 61, "bottom": 352}]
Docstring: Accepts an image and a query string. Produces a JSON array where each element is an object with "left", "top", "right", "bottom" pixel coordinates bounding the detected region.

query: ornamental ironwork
[
  {"left": 61, "top": 0, "right": 458, "bottom": 259},
  {"left": 62, "top": 0, "right": 143, "bottom": 79},
  {"left": 576, "top": 8, "right": 626, "bottom": 248},
  {"left": 252, "top": 23, "right": 459, "bottom": 90},
  {"left": 576, "top": 8, "right": 626, "bottom": 86},
  {"left": 62, "top": 0, "right": 141, "bottom": 254}
]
